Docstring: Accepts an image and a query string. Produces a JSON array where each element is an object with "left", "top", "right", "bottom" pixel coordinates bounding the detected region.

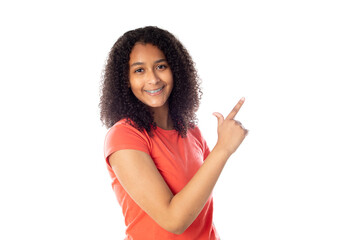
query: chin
[
  {"left": 147, "top": 103, "right": 166, "bottom": 108},
  {"left": 142, "top": 99, "right": 168, "bottom": 109}
]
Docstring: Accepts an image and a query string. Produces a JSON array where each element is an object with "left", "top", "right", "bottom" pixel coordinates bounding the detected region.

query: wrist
[{"left": 212, "top": 143, "right": 232, "bottom": 160}]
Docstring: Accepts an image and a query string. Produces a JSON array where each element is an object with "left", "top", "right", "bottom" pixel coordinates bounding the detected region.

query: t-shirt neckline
[{"left": 155, "top": 126, "right": 177, "bottom": 133}]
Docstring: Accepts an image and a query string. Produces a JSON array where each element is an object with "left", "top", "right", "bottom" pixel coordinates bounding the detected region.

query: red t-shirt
[{"left": 104, "top": 119, "right": 220, "bottom": 240}]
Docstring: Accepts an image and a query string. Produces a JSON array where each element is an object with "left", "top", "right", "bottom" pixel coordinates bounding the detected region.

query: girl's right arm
[{"left": 109, "top": 98, "right": 248, "bottom": 234}]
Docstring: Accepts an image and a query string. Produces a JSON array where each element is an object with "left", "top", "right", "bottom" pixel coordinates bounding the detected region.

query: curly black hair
[{"left": 99, "top": 26, "right": 202, "bottom": 137}]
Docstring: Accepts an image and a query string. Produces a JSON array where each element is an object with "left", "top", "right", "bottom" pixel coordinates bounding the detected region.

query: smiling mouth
[{"left": 144, "top": 86, "right": 164, "bottom": 94}]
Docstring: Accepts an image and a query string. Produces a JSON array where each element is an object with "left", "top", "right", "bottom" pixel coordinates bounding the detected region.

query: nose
[{"left": 147, "top": 69, "right": 160, "bottom": 85}]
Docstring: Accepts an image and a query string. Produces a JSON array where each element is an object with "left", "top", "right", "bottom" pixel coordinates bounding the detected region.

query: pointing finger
[{"left": 226, "top": 97, "right": 245, "bottom": 120}]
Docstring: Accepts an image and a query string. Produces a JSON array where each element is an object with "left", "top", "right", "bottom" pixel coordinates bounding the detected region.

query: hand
[{"left": 213, "top": 97, "right": 248, "bottom": 156}]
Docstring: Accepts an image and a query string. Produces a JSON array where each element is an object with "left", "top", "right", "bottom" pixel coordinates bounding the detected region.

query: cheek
[
  {"left": 167, "top": 73, "right": 174, "bottom": 89},
  {"left": 129, "top": 77, "right": 142, "bottom": 91}
]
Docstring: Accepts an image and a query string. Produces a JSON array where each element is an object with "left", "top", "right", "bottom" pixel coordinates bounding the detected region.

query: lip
[{"left": 145, "top": 86, "right": 165, "bottom": 96}]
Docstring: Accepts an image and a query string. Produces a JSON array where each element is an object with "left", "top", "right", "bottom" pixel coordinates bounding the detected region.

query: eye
[
  {"left": 157, "top": 64, "right": 167, "bottom": 70},
  {"left": 134, "top": 68, "right": 144, "bottom": 73}
]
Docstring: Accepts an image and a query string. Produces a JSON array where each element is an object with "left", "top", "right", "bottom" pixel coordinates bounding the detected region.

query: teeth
[{"left": 145, "top": 86, "right": 164, "bottom": 94}]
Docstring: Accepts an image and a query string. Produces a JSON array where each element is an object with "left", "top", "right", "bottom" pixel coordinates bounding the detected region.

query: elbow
[
  {"left": 161, "top": 217, "right": 189, "bottom": 235},
  {"left": 166, "top": 224, "right": 187, "bottom": 235},
  {"left": 157, "top": 203, "right": 193, "bottom": 234},
  {"left": 172, "top": 229, "right": 186, "bottom": 235}
]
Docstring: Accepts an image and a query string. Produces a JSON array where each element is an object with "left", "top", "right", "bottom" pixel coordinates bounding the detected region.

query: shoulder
[
  {"left": 106, "top": 118, "right": 148, "bottom": 139},
  {"left": 187, "top": 125, "right": 210, "bottom": 155},
  {"left": 187, "top": 125, "right": 203, "bottom": 140},
  {"left": 184, "top": 125, "right": 207, "bottom": 147},
  {"left": 104, "top": 118, "right": 152, "bottom": 159}
]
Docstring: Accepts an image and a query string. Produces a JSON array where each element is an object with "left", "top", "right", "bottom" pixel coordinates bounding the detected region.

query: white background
[{"left": 1, "top": 0, "right": 359, "bottom": 239}]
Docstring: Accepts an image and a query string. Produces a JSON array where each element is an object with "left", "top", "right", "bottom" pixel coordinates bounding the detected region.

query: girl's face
[{"left": 128, "top": 43, "right": 173, "bottom": 110}]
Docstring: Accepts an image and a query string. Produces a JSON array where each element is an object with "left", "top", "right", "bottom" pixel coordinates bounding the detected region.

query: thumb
[{"left": 212, "top": 112, "right": 224, "bottom": 127}]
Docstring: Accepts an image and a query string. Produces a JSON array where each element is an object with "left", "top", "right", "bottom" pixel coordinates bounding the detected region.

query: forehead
[{"left": 129, "top": 43, "right": 166, "bottom": 63}]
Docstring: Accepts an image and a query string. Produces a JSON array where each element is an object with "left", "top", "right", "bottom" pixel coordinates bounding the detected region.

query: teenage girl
[{"left": 100, "top": 26, "right": 248, "bottom": 239}]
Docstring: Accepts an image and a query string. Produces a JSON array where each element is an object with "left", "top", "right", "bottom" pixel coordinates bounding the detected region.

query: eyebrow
[{"left": 130, "top": 58, "right": 167, "bottom": 67}]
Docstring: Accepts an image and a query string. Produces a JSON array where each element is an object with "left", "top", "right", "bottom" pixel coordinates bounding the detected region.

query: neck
[{"left": 151, "top": 104, "right": 174, "bottom": 130}]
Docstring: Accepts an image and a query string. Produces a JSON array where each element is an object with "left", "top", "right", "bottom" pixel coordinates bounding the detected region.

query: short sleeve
[
  {"left": 191, "top": 126, "right": 211, "bottom": 161},
  {"left": 104, "top": 120, "right": 151, "bottom": 167},
  {"left": 202, "top": 139, "right": 211, "bottom": 160}
]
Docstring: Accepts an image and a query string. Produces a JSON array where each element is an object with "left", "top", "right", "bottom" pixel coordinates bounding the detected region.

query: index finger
[{"left": 226, "top": 97, "right": 245, "bottom": 120}]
